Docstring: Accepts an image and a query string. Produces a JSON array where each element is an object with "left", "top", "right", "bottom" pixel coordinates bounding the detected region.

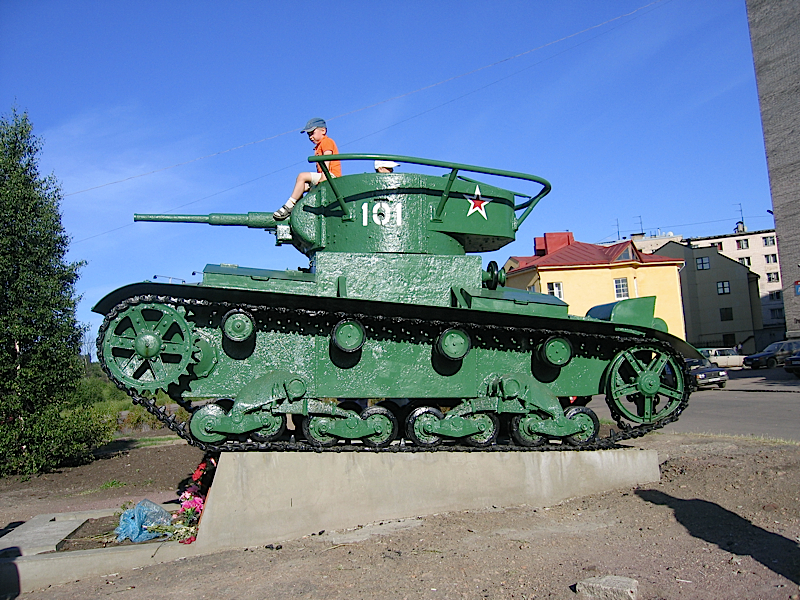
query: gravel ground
[{"left": 5, "top": 431, "right": 800, "bottom": 600}]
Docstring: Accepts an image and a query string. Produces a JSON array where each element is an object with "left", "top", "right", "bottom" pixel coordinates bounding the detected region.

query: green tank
[{"left": 93, "top": 154, "right": 698, "bottom": 452}]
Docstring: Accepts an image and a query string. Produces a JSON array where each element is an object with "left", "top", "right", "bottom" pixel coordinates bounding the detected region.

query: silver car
[{"left": 698, "top": 347, "right": 744, "bottom": 368}]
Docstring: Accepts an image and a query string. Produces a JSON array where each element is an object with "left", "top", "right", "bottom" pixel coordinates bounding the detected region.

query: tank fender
[{"left": 586, "top": 297, "right": 662, "bottom": 330}]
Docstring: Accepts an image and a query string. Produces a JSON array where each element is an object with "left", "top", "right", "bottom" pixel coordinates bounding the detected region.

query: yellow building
[{"left": 504, "top": 232, "right": 687, "bottom": 339}]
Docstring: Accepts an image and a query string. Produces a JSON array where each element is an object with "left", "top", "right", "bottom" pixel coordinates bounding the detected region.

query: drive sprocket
[{"left": 99, "top": 300, "right": 195, "bottom": 393}]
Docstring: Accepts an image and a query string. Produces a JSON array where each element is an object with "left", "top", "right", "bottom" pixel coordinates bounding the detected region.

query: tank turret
[
  {"left": 136, "top": 153, "right": 550, "bottom": 257},
  {"left": 94, "top": 154, "right": 696, "bottom": 452}
]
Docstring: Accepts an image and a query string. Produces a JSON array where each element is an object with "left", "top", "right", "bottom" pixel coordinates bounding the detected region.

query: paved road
[{"left": 590, "top": 366, "right": 800, "bottom": 442}]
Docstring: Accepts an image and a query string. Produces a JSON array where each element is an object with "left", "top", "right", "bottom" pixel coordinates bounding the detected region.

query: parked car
[
  {"left": 686, "top": 358, "right": 728, "bottom": 389},
  {"left": 744, "top": 340, "right": 800, "bottom": 369},
  {"left": 698, "top": 347, "right": 745, "bottom": 368},
  {"left": 785, "top": 351, "right": 800, "bottom": 378}
]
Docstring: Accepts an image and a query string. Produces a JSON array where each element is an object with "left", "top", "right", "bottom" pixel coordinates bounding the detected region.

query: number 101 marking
[{"left": 362, "top": 201, "right": 402, "bottom": 227}]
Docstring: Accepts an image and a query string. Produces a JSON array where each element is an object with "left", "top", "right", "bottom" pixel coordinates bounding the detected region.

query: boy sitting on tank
[{"left": 273, "top": 118, "right": 341, "bottom": 220}]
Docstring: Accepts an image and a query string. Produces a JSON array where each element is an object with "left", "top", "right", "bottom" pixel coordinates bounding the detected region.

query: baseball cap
[
  {"left": 301, "top": 118, "right": 326, "bottom": 133},
  {"left": 374, "top": 160, "right": 400, "bottom": 170}
]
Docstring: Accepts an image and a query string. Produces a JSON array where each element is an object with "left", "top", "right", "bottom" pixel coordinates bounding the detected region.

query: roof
[
  {"left": 508, "top": 236, "right": 683, "bottom": 273},
  {"left": 685, "top": 228, "right": 775, "bottom": 242}
]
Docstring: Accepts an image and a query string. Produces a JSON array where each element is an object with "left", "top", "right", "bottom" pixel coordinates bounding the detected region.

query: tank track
[{"left": 97, "top": 294, "right": 691, "bottom": 453}]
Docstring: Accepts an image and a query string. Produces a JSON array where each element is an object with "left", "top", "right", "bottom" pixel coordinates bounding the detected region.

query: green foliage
[
  {"left": 0, "top": 108, "right": 113, "bottom": 477},
  {"left": 119, "top": 405, "right": 164, "bottom": 431}
]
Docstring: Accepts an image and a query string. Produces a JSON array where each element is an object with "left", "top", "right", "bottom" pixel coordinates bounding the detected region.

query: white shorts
[{"left": 309, "top": 172, "right": 323, "bottom": 185}]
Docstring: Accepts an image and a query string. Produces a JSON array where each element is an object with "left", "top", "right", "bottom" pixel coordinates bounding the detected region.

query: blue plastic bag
[{"left": 115, "top": 499, "right": 172, "bottom": 543}]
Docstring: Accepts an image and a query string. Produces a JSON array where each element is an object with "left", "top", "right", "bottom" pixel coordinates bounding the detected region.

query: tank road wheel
[
  {"left": 337, "top": 400, "right": 363, "bottom": 415},
  {"left": 563, "top": 406, "right": 600, "bottom": 447},
  {"left": 302, "top": 416, "right": 339, "bottom": 447},
  {"left": 360, "top": 406, "right": 398, "bottom": 448},
  {"left": 510, "top": 414, "right": 547, "bottom": 447},
  {"left": 606, "top": 345, "right": 686, "bottom": 425},
  {"left": 189, "top": 403, "right": 227, "bottom": 444},
  {"left": 251, "top": 413, "right": 287, "bottom": 442},
  {"left": 102, "top": 302, "right": 194, "bottom": 393},
  {"left": 406, "top": 406, "right": 444, "bottom": 447},
  {"left": 465, "top": 413, "right": 500, "bottom": 447}
]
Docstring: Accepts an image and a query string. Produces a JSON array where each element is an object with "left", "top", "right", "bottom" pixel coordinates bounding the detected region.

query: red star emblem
[{"left": 465, "top": 185, "right": 489, "bottom": 219}]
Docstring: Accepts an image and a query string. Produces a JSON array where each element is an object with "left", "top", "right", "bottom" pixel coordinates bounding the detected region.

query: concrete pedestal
[{"left": 195, "top": 448, "right": 659, "bottom": 551}]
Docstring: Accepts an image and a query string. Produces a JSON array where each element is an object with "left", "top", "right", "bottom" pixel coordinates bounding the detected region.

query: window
[
  {"left": 696, "top": 257, "right": 710, "bottom": 270},
  {"left": 738, "top": 257, "right": 751, "bottom": 266},
  {"left": 722, "top": 333, "right": 736, "bottom": 347},
  {"left": 712, "top": 242, "right": 723, "bottom": 250},
  {"left": 763, "top": 235, "right": 776, "bottom": 246},
  {"left": 720, "top": 308, "right": 733, "bottom": 321},
  {"left": 614, "top": 278, "right": 629, "bottom": 299},
  {"left": 736, "top": 239, "right": 749, "bottom": 250},
  {"left": 546, "top": 282, "right": 563, "bottom": 299},
  {"left": 765, "top": 254, "right": 778, "bottom": 263},
  {"left": 767, "top": 272, "right": 780, "bottom": 282},
  {"left": 769, "top": 290, "right": 782, "bottom": 301},
  {"left": 770, "top": 308, "right": 785, "bottom": 319},
  {"left": 716, "top": 281, "right": 730, "bottom": 295}
]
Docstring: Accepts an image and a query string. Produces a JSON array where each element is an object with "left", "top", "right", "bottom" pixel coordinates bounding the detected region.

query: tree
[{"left": 0, "top": 108, "right": 113, "bottom": 476}]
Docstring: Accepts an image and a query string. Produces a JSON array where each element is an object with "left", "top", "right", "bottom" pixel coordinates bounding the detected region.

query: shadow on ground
[
  {"left": 0, "top": 524, "right": 23, "bottom": 542},
  {"left": 93, "top": 438, "right": 141, "bottom": 457},
  {"left": 637, "top": 489, "right": 800, "bottom": 583}
]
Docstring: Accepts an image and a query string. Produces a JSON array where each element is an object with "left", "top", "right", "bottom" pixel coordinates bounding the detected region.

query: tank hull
[{"left": 96, "top": 277, "right": 693, "bottom": 451}]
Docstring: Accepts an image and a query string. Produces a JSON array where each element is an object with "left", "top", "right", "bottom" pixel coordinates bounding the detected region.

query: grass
[
  {"left": 649, "top": 430, "right": 800, "bottom": 446},
  {"left": 77, "top": 479, "right": 127, "bottom": 496},
  {"left": 99, "top": 479, "right": 126, "bottom": 490},
  {"left": 127, "top": 436, "right": 182, "bottom": 448}
]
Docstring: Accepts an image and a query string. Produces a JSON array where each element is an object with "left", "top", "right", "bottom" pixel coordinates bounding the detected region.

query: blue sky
[{"left": 1, "top": 0, "right": 772, "bottom": 340}]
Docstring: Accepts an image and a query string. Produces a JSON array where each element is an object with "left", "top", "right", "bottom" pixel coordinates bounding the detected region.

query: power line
[{"left": 64, "top": 0, "right": 668, "bottom": 197}]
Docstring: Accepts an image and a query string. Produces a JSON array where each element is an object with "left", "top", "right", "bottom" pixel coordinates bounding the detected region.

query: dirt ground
[
  {"left": 0, "top": 431, "right": 205, "bottom": 530},
  {"left": 4, "top": 430, "right": 800, "bottom": 600}
]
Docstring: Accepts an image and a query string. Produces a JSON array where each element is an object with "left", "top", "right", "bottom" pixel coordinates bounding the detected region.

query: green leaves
[{"left": 0, "top": 107, "right": 109, "bottom": 477}]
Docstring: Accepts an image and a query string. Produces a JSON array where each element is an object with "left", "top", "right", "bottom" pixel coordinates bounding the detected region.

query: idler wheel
[
  {"left": 465, "top": 412, "right": 500, "bottom": 447},
  {"left": 562, "top": 406, "right": 600, "bottom": 446},
  {"left": 360, "top": 406, "right": 398, "bottom": 448},
  {"left": 606, "top": 345, "right": 685, "bottom": 425},
  {"left": 405, "top": 406, "right": 444, "bottom": 447}
]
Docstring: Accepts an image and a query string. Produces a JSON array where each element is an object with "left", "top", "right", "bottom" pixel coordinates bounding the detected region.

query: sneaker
[{"left": 273, "top": 205, "right": 292, "bottom": 221}]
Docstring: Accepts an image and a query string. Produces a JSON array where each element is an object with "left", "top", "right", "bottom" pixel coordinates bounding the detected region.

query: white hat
[{"left": 374, "top": 160, "right": 400, "bottom": 171}]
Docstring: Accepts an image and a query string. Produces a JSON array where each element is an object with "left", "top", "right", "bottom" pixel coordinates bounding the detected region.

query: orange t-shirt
[{"left": 315, "top": 137, "right": 341, "bottom": 177}]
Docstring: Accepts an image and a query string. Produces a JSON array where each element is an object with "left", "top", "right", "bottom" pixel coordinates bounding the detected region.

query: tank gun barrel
[{"left": 134, "top": 212, "right": 277, "bottom": 229}]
